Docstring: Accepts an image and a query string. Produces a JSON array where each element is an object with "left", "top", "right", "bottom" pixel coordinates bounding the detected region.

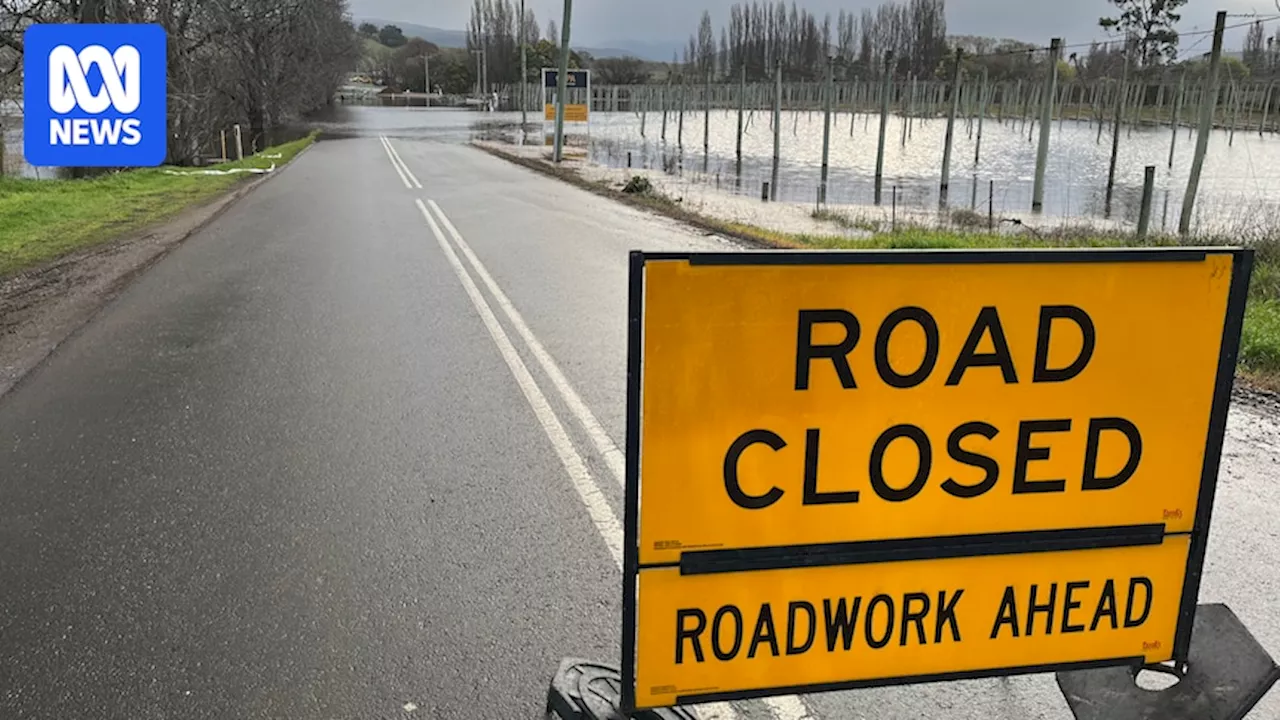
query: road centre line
[
  {"left": 426, "top": 199, "right": 626, "bottom": 485},
  {"left": 417, "top": 198, "right": 624, "bottom": 569},
  {"left": 381, "top": 135, "right": 422, "bottom": 189},
  {"left": 379, "top": 136, "right": 411, "bottom": 189},
  {"left": 423, "top": 200, "right": 814, "bottom": 720},
  {"left": 417, "top": 198, "right": 748, "bottom": 720}
]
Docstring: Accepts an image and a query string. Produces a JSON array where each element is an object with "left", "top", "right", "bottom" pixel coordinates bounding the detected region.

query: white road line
[
  {"left": 759, "top": 695, "right": 817, "bottom": 720},
  {"left": 379, "top": 136, "right": 411, "bottom": 188},
  {"left": 427, "top": 199, "right": 626, "bottom": 484},
  {"left": 384, "top": 136, "right": 423, "bottom": 188},
  {"left": 418, "top": 198, "right": 624, "bottom": 569},
  {"left": 424, "top": 200, "right": 812, "bottom": 720}
]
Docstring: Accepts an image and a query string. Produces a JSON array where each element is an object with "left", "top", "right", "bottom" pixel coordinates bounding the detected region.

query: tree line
[
  {"left": 0, "top": 0, "right": 359, "bottom": 165},
  {"left": 685, "top": 0, "right": 948, "bottom": 83},
  {"left": 669, "top": 0, "right": 1280, "bottom": 86}
]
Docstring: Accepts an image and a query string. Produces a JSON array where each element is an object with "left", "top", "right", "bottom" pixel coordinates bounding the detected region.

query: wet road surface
[{"left": 1, "top": 106, "right": 1276, "bottom": 719}]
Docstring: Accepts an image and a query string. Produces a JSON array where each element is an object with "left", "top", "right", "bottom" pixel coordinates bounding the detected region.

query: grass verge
[
  {"left": 474, "top": 141, "right": 1280, "bottom": 389},
  {"left": 0, "top": 132, "right": 317, "bottom": 276}
]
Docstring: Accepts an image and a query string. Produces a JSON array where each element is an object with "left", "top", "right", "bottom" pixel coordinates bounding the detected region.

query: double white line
[
  {"left": 381, "top": 135, "right": 421, "bottom": 189},
  {"left": 415, "top": 197, "right": 816, "bottom": 720}
]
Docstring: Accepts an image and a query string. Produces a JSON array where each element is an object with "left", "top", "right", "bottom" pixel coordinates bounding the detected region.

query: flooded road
[{"left": 7, "top": 104, "right": 1280, "bottom": 236}]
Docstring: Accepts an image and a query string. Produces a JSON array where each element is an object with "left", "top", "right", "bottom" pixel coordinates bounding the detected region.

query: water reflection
[
  {"left": 582, "top": 110, "right": 1280, "bottom": 234},
  {"left": 6, "top": 104, "right": 1276, "bottom": 237}
]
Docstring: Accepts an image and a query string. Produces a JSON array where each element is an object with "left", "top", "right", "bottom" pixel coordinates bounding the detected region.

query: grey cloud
[{"left": 356, "top": 0, "right": 1276, "bottom": 51}]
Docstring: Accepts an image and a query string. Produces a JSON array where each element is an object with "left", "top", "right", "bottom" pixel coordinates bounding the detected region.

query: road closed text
[
  {"left": 633, "top": 537, "right": 1189, "bottom": 709},
  {"left": 723, "top": 304, "right": 1141, "bottom": 510},
  {"left": 637, "top": 256, "right": 1235, "bottom": 563}
]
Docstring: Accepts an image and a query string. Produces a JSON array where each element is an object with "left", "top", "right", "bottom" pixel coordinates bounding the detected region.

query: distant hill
[
  {"left": 357, "top": 19, "right": 466, "bottom": 49},
  {"left": 355, "top": 17, "right": 668, "bottom": 61}
]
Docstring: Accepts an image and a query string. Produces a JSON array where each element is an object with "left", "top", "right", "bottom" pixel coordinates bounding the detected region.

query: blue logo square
[{"left": 23, "top": 24, "right": 168, "bottom": 168}]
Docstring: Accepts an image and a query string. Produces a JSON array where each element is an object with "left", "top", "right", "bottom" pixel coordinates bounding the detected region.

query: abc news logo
[
  {"left": 48, "top": 44, "right": 144, "bottom": 146},
  {"left": 24, "top": 24, "right": 167, "bottom": 167}
]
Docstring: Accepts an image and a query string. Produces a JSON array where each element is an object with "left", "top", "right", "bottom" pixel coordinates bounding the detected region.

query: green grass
[
  {"left": 0, "top": 132, "right": 316, "bottom": 275},
  {"left": 1241, "top": 300, "right": 1280, "bottom": 386}
]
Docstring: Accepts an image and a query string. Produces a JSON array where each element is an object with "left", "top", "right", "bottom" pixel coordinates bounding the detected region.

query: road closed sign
[{"left": 620, "top": 248, "right": 1251, "bottom": 711}]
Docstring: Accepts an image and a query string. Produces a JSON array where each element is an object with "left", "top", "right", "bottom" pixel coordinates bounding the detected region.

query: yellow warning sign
[
  {"left": 621, "top": 248, "right": 1251, "bottom": 710},
  {"left": 545, "top": 103, "right": 588, "bottom": 122},
  {"left": 634, "top": 537, "right": 1189, "bottom": 708},
  {"left": 637, "top": 252, "right": 1237, "bottom": 565}
]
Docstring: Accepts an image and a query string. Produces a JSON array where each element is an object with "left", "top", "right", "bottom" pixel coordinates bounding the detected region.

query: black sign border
[{"left": 621, "top": 247, "right": 1253, "bottom": 712}]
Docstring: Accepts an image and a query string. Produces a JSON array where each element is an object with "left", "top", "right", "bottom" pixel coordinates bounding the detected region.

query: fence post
[
  {"left": 820, "top": 56, "right": 834, "bottom": 206},
  {"left": 975, "top": 68, "right": 988, "bottom": 166},
  {"left": 1180, "top": 11, "right": 1226, "bottom": 236},
  {"left": 988, "top": 180, "right": 995, "bottom": 232},
  {"left": 1169, "top": 73, "right": 1184, "bottom": 169},
  {"left": 875, "top": 51, "right": 894, "bottom": 205},
  {"left": 772, "top": 60, "right": 782, "bottom": 201},
  {"left": 1032, "top": 38, "right": 1061, "bottom": 213},
  {"left": 939, "top": 48, "right": 963, "bottom": 208},
  {"left": 1137, "top": 165, "right": 1155, "bottom": 239},
  {"left": 234, "top": 125, "right": 244, "bottom": 160},
  {"left": 1105, "top": 46, "right": 1131, "bottom": 216},
  {"left": 736, "top": 63, "right": 745, "bottom": 174}
]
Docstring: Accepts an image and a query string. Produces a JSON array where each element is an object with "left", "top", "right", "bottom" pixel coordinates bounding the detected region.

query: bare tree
[{"left": 0, "top": 0, "right": 358, "bottom": 165}]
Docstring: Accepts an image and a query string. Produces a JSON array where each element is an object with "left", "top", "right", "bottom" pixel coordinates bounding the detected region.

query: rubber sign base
[
  {"left": 1056, "top": 604, "right": 1279, "bottom": 720},
  {"left": 546, "top": 658, "right": 696, "bottom": 720}
]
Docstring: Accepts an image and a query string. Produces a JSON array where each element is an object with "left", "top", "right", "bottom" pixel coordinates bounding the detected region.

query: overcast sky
[{"left": 366, "top": 0, "right": 1276, "bottom": 49}]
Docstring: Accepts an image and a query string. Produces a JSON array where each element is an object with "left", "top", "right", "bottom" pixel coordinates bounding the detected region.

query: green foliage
[
  {"left": 1179, "top": 55, "right": 1250, "bottom": 81},
  {"left": 1057, "top": 60, "right": 1077, "bottom": 83},
  {"left": 0, "top": 135, "right": 317, "bottom": 276},
  {"left": 1241, "top": 300, "right": 1280, "bottom": 376},
  {"left": 522, "top": 39, "right": 583, "bottom": 82},
  {"left": 378, "top": 24, "right": 407, "bottom": 48},
  {"left": 358, "top": 22, "right": 378, "bottom": 37},
  {"left": 592, "top": 56, "right": 651, "bottom": 85}
]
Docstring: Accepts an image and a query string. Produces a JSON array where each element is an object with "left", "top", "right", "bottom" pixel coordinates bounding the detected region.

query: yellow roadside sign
[
  {"left": 636, "top": 537, "right": 1189, "bottom": 708},
  {"left": 545, "top": 103, "right": 589, "bottom": 122},
  {"left": 620, "top": 248, "right": 1251, "bottom": 711}
]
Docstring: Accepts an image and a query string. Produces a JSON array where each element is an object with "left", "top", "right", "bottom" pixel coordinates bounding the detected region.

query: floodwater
[
  {"left": 7, "top": 104, "right": 1280, "bottom": 236},
  {"left": 581, "top": 109, "right": 1280, "bottom": 236}
]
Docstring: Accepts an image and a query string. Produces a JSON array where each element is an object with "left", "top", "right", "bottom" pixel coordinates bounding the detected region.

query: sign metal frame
[{"left": 620, "top": 248, "right": 1253, "bottom": 711}]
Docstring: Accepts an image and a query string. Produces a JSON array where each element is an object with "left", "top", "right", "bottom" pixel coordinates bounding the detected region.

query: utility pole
[
  {"left": 424, "top": 54, "right": 431, "bottom": 97},
  {"left": 552, "top": 0, "right": 574, "bottom": 163},
  {"left": 520, "top": 0, "right": 528, "bottom": 130}
]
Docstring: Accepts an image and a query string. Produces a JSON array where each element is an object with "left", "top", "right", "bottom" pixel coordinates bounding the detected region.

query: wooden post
[
  {"left": 1137, "top": 165, "right": 1155, "bottom": 239},
  {"left": 1105, "top": 46, "right": 1130, "bottom": 217},
  {"left": 1032, "top": 39, "right": 1061, "bottom": 213},
  {"left": 876, "top": 51, "right": 895, "bottom": 205},
  {"left": 1169, "top": 73, "right": 1184, "bottom": 169},
  {"left": 975, "top": 68, "right": 989, "bottom": 165},
  {"left": 771, "top": 60, "right": 781, "bottom": 201},
  {"left": 1180, "top": 11, "right": 1227, "bottom": 236},
  {"left": 940, "top": 48, "right": 963, "bottom": 208}
]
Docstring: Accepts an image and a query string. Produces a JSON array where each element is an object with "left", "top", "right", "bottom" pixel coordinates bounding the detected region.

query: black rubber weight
[{"left": 546, "top": 659, "right": 698, "bottom": 720}]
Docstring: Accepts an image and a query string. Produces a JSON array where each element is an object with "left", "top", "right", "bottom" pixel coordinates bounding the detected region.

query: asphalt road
[{"left": 1, "top": 107, "right": 1277, "bottom": 720}]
